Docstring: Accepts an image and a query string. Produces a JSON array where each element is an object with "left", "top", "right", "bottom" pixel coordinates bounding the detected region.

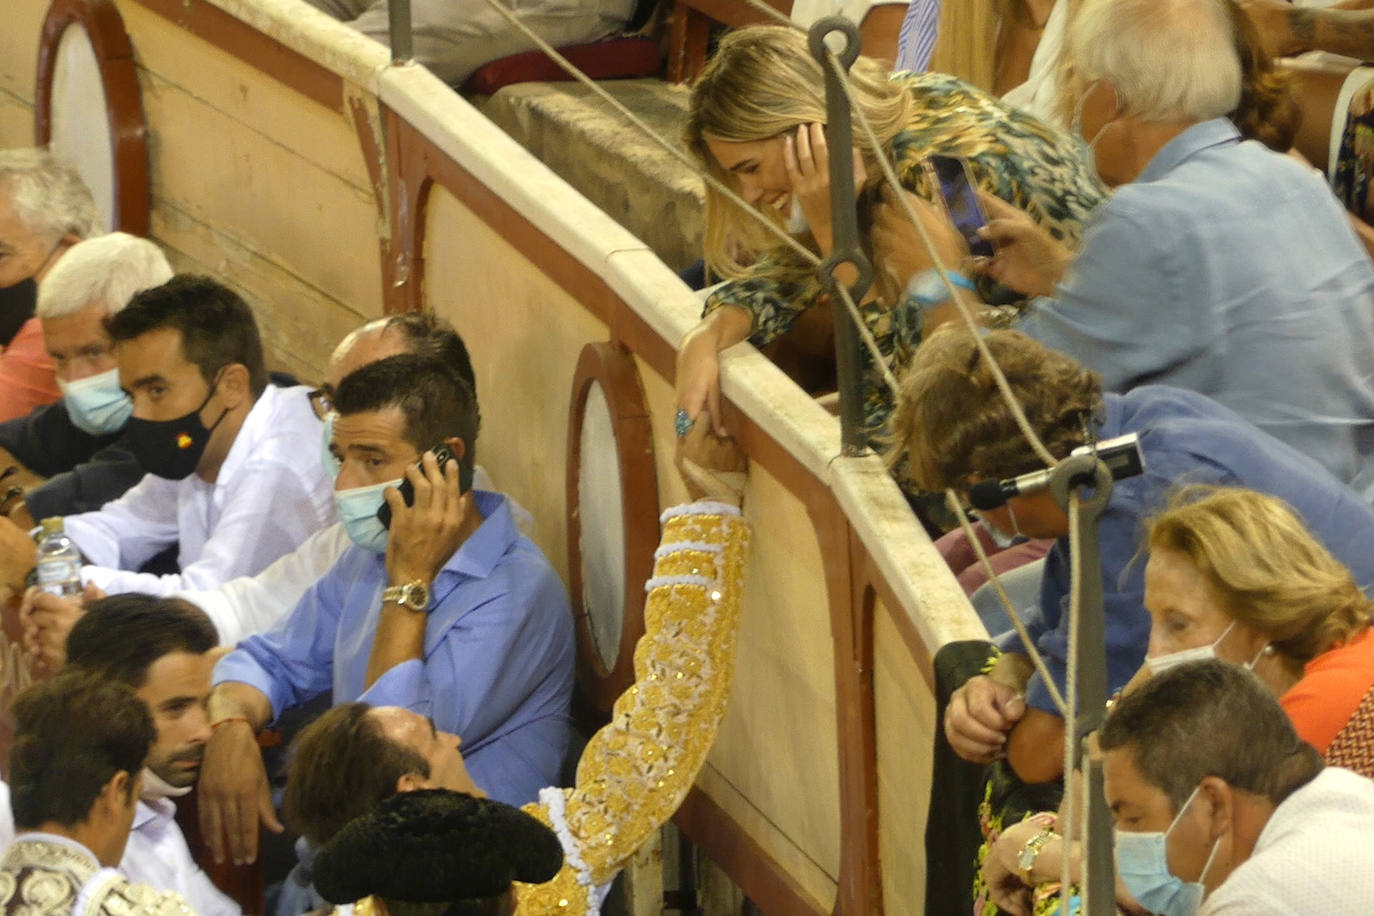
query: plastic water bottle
[{"left": 35, "top": 517, "right": 82, "bottom": 596}]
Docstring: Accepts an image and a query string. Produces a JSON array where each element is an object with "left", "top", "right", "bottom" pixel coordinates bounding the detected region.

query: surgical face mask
[
  {"left": 1115, "top": 785, "right": 1222, "bottom": 916},
  {"left": 320, "top": 412, "right": 340, "bottom": 481},
  {"left": 1146, "top": 622, "right": 1270, "bottom": 675},
  {"left": 122, "top": 378, "right": 228, "bottom": 480},
  {"left": 335, "top": 478, "right": 399, "bottom": 553},
  {"left": 59, "top": 367, "right": 133, "bottom": 435},
  {"left": 786, "top": 196, "right": 809, "bottom": 234},
  {"left": 973, "top": 503, "right": 1024, "bottom": 549}
]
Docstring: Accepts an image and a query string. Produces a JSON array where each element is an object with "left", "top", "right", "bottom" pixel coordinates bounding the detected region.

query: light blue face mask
[
  {"left": 58, "top": 367, "right": 133, "bottom": 436},
  {"left": 1115, "top": 785, "right": 1221, "bottom": 916},
  {"left": 334, "top": 478, "right": 400, "bottom": 553},
  {"left": 320, "top": 412, "right": 340, "bottom": 481}
]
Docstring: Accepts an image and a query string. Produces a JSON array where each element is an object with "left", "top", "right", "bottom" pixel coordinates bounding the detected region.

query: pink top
[{"left": 0, "top": 317, "right": 59, "bottom": 422}]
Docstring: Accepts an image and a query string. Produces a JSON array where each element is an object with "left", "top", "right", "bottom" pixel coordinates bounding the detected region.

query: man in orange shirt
[{"left": 0, "top": 148, "right": 102, "bottom": 422}]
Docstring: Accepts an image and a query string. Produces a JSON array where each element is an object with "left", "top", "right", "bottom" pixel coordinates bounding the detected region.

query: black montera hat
[{"left": 311, "top": 788, "right": 564, "bottom": 904}]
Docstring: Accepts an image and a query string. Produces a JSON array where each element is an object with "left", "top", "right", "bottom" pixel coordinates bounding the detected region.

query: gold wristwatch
[
  {"left": 382, "top": 579, "right": 430, "bottom": 612},
  {"left": 1017, "top": 829, "right": 1054, "bottom": 884}
]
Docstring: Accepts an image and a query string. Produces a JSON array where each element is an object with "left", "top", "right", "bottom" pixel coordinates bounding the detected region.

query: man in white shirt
[
  {"left": 0, "top": 275, "right": 334, "bottom": 596},
  {"left": 19, "top": 313, "right": 526, "bottom": 659},
  {"left": 1099, "top": 659, "right": 1374, "bottom": 915},
  {"left": 59, "top": 594, "right": 239, "bottom": 916}
]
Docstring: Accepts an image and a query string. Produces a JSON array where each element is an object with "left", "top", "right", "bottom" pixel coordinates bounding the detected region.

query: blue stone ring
[{"left": 674, "top": 408, "right": 694, "bottom": 438}]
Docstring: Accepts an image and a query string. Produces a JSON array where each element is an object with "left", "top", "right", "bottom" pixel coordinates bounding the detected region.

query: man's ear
[
  {"left": 216, "top": 363, "right": 252, "bottom": 409},
  {"left": 1198, "top": 775, "right": 1234, "bottom": 836},
  {"left": 97, "top": 769, "right": 135, "bottom": 821},
  {"left": 442, "top": 437, "right": 467, "bottom": 466},
  {"left": 396, "top": 772, "right": 430, "bottom": 793}
]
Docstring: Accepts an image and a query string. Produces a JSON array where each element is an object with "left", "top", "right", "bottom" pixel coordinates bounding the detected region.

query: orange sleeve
[
  {"left": 1281, "top": 628, "right": 1374, "bottom": 755},
  {"left": 0, "top": 319, "right": 59, "bottom": 422}
]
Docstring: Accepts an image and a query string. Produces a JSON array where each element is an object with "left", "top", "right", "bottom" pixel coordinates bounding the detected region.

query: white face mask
[
  {"left": 1146, "top": 621, "right": 1270, "bottom": 675},
  {"left": 1070, "top": 81, "right": 1116, "bottom": 179},
  {"left": 973, "top": 503, "right": 1024, "bottom": 549}
]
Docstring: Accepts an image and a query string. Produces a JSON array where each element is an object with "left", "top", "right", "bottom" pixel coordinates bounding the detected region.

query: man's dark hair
[
  {"left": 1099, "top": 659, "right": 1323, "bottom": 812},
  {"left": 106, "top": 274, "right": 268, "bottom": 395},
  {"left": 382, "top": 312, "right": 480, "bottom": 435},
  {"left": 9, "top": 671, "right": 155, "bottom": 829},
  {"left": 284, "top": 702, "right": 431, "bottom": 847},
  {"left": 334, "top": 353, "right": 479, "bottom": 491},
  {"left": 66, "top": 594, "right": 218, "bottom": 687}
]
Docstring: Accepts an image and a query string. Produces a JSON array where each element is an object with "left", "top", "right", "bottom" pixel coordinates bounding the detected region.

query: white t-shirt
[{"left": 1200, "top": 768, "right": 1374, "bottom": 914}]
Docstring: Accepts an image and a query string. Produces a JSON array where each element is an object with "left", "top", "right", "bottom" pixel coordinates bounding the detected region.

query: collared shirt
[
  {"left": 122, "top": 800, "right": 238, "bottom": 916},
  {"left": 1200, "top": 768, "right": 1374, "bottom": 914},
  {"left": 213, "top": 490, "right": 575, "bottom": 806},
  {"left": 1019, "top": 118, "right": 1374, "bottom": 499},
  {"left": 0, "top": 399, "right": 143, "bottom": 520},
  {"left": 0, "top": 318, "right": 60, "bottom": 424},
  {"left": 175, "top": 467, "right": 529, "bottom": 647},
  {"left": 64, "top": 385, "right": 336, "bottom": 596},
  {"left": 996, "top": 386, "right": 1374, "bottom": 713}
]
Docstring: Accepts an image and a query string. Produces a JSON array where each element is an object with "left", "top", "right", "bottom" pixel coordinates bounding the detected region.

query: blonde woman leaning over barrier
[
  {"left": 674, "top": 25, "right": 1105, "bottom": 484},
  {"left": 980, "top": 485, "right": 1374, "bottom": 916}
]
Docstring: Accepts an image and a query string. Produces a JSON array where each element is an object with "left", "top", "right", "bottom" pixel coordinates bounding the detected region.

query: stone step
[{"left": 475, "top": 78, "right": 704, "bottom": 272}]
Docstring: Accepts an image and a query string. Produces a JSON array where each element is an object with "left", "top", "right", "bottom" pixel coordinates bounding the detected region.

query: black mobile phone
[
  {"left": 376, "top": 444, "right": 465, "bottom": 528},
  {"left": 928, "top": 155, "right": 995, "bottom": 259}
]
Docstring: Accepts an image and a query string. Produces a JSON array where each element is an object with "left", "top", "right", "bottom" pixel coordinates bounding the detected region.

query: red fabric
[
  {"left": 0, "top": 317, "right": 59, "bottom": 422},
  {"left": 463, "top": 37, "right": 662, "bottom": 94},
  {"left": 1281, "top": 626, "right": 1374, "bottom": 755},
  {"left": 935, "top": 525, "right": 1054, "bottom": 597}
]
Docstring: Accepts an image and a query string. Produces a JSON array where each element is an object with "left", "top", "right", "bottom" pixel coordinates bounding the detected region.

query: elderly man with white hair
[
  {"left": 0, "top": 148, "right": 102, "bottom": 423},
  {"left": 0, "top": 232, "right": 172, "bottom": 530},
  {"left": 877, "top": 0, "right": 1374, "bottom": 503}
]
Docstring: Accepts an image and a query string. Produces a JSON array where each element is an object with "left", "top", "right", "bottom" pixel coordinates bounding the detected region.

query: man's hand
[
  {"left": 198, "top": 716, "right": 281, "bottom": 865},
  {"left": 0, "top": 517, "right": 36, "bottom": 593},
  {"left": 944, "top": 674, "right": 1027, "bottom": 763},
  {"left": 974, "top": 191, "right": 1074, "bottom": 298},
  {"left": 676, "top": 415, "right": 747, "bottom": 505},
  {"left": 871, "top": 188, "right": 970, "bottom": 304},
  {"left": 384, "top": 450, "right": 469, "bottom": 588},
  {"left": 983, "top": 818, "right": 1053, "bottom": 916},
  {"left": 18, "top": 582, "right": 102, "bottom": 675}
]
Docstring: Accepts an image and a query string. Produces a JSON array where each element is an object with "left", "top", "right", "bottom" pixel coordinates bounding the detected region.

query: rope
[
  {"left": 1061, "top": 493, "right": 1082, "bottom": 914},
  {"left": 943, "top": 490, "right": 1068, "bottom": 719}
]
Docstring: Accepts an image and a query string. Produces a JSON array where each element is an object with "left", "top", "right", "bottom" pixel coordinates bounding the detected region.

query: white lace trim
[
  {"left": 652, "top": 540, "right": 724, "bottom": 560},
  {"left": 659, "top": 501, "right": 741, "bottom": 523},
  {"left": 643, "top": 573, "right": 713, "bottom": 592},
  {"left": 539, "top": 787, "right": 608, "bottom": 911}
]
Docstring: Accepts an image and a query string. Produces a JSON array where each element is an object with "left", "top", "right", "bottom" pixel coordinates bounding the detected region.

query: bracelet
[
  {"left": 209, "top": 716, "right": 253, "bottom": 731},
  {"left": 979, "top": 644, "right": 1004, "bottom": 676}
]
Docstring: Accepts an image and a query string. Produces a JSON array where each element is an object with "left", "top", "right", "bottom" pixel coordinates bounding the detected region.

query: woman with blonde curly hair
[{"left": 675, "top": 25, "right": 1105, "bottom": 474}]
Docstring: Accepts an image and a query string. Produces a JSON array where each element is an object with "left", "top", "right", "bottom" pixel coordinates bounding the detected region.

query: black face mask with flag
[{"left": 123, "top": 376, "right": 229, "bottom": 480}]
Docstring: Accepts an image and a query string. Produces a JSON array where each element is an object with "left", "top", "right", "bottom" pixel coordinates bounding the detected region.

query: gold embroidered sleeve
[{"left": 514, "top": 502, "right": 750, "bottom": 914}]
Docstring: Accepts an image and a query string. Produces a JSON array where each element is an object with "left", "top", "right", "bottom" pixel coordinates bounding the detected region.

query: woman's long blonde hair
[
  {"left": 683, "top": 25, "right": 914, "bottom": 279},
  {"left": 1147, "top": 486, "right": 1374, "bottom": 664}
]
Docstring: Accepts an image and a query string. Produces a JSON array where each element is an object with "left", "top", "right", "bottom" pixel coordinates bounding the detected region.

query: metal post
[
  {"left": 1048, "top": 454, "right": 1117, "bottom": 916},
  {"left": 388, "top": 0, "right": 413, "bottom": 65},
  {"left": 809, "top": 18, "right": 872, "bottom": 457}
]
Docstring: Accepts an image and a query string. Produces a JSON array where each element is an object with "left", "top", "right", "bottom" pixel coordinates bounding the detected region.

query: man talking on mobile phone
[{"left": 197, "top": 353, "right": 574, "bottom": 868}]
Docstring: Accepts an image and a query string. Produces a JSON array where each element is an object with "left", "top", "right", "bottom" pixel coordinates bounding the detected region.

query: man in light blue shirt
[
  {"left": 882, "top": 0, "right": 1374, "bottom": 499},
  {"left": 199, "top": 353, "right": 574, "bottom": 868}
]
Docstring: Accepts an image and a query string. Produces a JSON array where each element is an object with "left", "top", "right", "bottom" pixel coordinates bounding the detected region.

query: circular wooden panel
[
  {"left": 566, "top": 341, "right": 659, "bottom": 715},
  {"left": 35, "top": 0, "right": 150, "bottom": 235}
]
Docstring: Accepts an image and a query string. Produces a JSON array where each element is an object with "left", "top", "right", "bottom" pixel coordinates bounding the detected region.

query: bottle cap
[{"left": 40, "top": 517, "right": 63, "bottom": 534}]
